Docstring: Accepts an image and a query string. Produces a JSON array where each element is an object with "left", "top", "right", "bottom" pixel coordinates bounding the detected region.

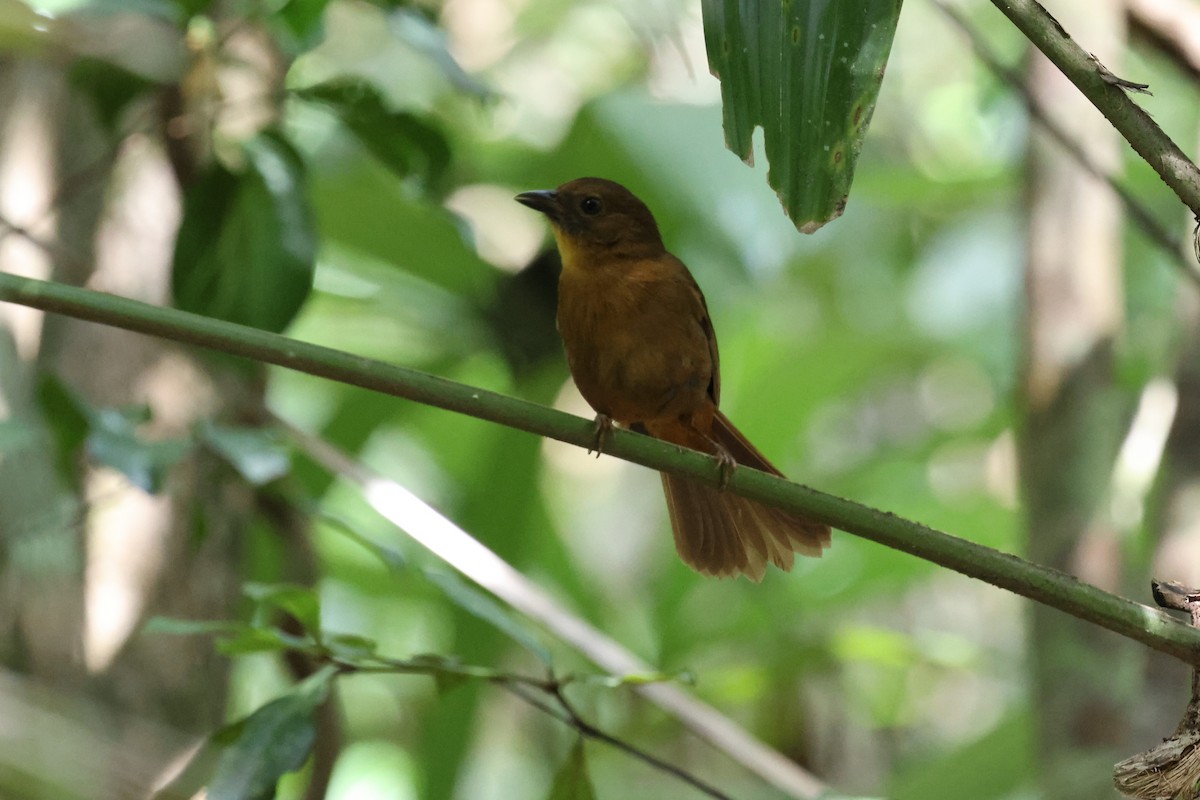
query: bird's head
[{"left": 515, "top": 177, "right": 664, "bottom": 269}]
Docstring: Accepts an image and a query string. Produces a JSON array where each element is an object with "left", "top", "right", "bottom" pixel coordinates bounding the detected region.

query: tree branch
[
  {"left": 990, "top": 0, "right": 1200, "bottom": 219},
  {"left": 2, "top": 272, "right": 1200, "bottom": 665}
]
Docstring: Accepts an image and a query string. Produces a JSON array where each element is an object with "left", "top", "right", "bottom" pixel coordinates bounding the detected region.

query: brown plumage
[{"left": 515, "top": 177, "right": 830, "bottom": 581}]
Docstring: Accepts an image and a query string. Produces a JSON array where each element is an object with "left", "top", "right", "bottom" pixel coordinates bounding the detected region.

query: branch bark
[
  {"left": 2, "top": 272, "right": 1200, "bottom": 664},
  {"left": 991, "top": 0, "right": 1200, "bottom": 218}
]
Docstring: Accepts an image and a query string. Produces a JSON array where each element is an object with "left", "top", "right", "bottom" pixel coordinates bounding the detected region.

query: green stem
[
  {"left": 990, "top": 0, "right": 1200, "bottom": 217},
  {"left": 3, "top": 272, "right": 1198, "bottom": 663}
]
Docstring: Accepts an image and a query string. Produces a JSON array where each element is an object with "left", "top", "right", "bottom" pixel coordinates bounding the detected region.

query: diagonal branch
[
  {"left": 990, "top": 0, "right": 1200, "bottom": 218},
  {"left": 2, "top": 272, "right": 1200, "bottom": 664}
]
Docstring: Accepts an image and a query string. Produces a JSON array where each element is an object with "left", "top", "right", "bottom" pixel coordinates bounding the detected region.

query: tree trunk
[
  {"left": 0, "top": 31, "right": 265, "bottom": 797},
  {"left": 1018, "top": 1, "right": 1131, "bottom": 797}
]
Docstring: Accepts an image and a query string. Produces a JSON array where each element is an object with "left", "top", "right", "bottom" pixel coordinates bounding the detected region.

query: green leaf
[
  {"left": 546, "top": 740, "right": 595, "bottom": 800},
  {"left": 85, "top": 406, "right": 191, "bottom": 493},
  {"left": 571, "top": 669, "right": 696, "bottom": 689},
  {"left": 207, "top": 666, "right": 336, "bottom": 800},
  {"left": 271, "top": 0, "right": 331, "bottom": 53},
  {"left": 244, "top": 582, "right": 322, "bottom": 635},
  {"left": 316, "top": 510, "right": 408, "bottom": 571},
  {"left": 172, "top": 130, "right": 316, "bottom": 333},
  {"left": 295, "top": 79, "right": 450, "bottom": 190},
  {"left": 702, "top": 0, "right": 903, "bottom": 232},
  {"left": 199, "top": 422, "right": 291, "bottom": 485},
  {"left": 326, "top": 633, "right": 377, "bottom": 659},
  {"left": 431, "top": 670, "right": 470, "bottom": 696},
  {"left": 172, "top": 0, "right": 213, "bottom": 16},
  {"left": 424, "top": 569, "right": 552, "bottom": 665},
  {"left": 215, "top": 626, "right": 314, "bottom": 656},
  {"left": 36, "top": 375, "right": 90, "bottom": 486}
]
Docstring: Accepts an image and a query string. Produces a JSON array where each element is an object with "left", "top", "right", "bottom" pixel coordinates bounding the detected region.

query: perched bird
[{"left": 515, "top": 177, "right": 831, "bottom": 580}]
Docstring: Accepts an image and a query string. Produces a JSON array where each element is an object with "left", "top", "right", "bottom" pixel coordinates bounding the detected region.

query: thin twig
[
  {"left": 503, "top": 681, "right": 736, "bottom": 800},
  {"left": 934, "top": 0, "right": 1199, "bottom": 285},
  {"left": 332, "top": 654, "right": 734, "bottom": 799}
]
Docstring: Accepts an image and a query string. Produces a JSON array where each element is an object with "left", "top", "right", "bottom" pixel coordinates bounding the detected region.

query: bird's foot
[
  {"left": 589, "top": 414, "right": 614, "bottom": 458},
  {"left": 715, "top": 444, "right": 737, "bottom": 490}
]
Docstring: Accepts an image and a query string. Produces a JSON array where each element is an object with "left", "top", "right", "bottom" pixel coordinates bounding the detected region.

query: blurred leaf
[
  {"left": 269, "top": 0, "right": 331, "bottom": 53},
  {"left": 68, "top": 56, "right": 156, "bottom": 132},
  {"left": 86, "top": 406, "right": 191, "bottom": 493},
  {"left": 200, "top": 422, "right": 292, "bottom": 485},
  {"left": 216, "top": 626, "right": 314, "bottom": 656},
  {"left": 36, "top": 375, "right": 89, "bottom": 486},
  {"left": 424, "top": 569, "right": 552, "bottom": 665},
  {"left": 546, "top": 740, "right": 595, "bottom": 800},
  {"left": 244, "top": 582, "right": 322, "bottom": 635},
  {"left": 295, "top": 79, "right": 450, "bottom": 190},
  {"left": 388, "top": 8, "right": 492, "bottom": 100},
  {"left": 172, "top": 130, "right": 316, "bottom": 333},
  {"left": 431, "top": 670, "right": 471, "bottom": 696},
  {"left": 208, "top": 665, "right": 336, "bottom": 800},
  {"left": 326, "top": 633, "right": 378, "bottom": 658},
  {"left": 143, "top": 616, "right": 249, "bottom": 637},
  {"left": 702, "top": 0, "right": 902, "bottom": 232},
  {"left": 317, "top": 510, "right": 408, "bottom": 571},
  {"left": 570, "top": 669, "right": 696, "bottom": 689},
  {"left": 212, "top": 716, "right": 249, "bottom": 746},
  {"left": 169, "top": 0, "right": 214, "bottom": 16}
]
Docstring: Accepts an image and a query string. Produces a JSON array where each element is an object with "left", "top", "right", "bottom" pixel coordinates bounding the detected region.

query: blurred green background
[{"left": 1, "top": 0, "right": 1198, "bottom": 798}]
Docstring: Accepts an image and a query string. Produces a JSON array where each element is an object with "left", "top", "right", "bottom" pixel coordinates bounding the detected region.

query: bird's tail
[{"left": 661, "top": 411, "right": 831, "bottom": 581}]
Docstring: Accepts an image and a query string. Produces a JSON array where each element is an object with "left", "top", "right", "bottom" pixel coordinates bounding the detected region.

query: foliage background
[{"left": 1, "top": 0, "right": 1198, "bottom": 798}]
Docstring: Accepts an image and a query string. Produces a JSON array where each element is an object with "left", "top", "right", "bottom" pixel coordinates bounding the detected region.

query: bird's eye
[{"left": 580, "top": 196, "right": 603, "bottom": 215}]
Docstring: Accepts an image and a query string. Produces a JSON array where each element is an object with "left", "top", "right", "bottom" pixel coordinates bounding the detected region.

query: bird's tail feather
[{"left": 662, "top": 411, "right": 830, "bottom": 581}]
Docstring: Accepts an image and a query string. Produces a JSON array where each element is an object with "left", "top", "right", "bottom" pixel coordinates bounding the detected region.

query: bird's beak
[{"left": 515, "top": 190, "right": 559, "bottom": 220}]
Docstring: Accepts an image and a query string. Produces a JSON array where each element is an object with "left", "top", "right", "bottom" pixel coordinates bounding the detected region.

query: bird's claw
[
  {"left": 589, "top": 414, "right": 614, "bottom": 458},
  {"left": 715, "top": 445, "right": 736, "bottom": 489}
]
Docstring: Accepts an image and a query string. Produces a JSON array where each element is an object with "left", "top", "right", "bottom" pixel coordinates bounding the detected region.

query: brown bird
[{"left": 515, "top": 177, "right": 831, "bottom": 581}]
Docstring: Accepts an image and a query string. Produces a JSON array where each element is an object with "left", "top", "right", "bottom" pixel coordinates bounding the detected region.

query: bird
[{"left": 515, "top": 177, "right": 831, "bottom": 581}]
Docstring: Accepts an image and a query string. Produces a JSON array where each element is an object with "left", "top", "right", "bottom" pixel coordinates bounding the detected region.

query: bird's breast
[{"left": 556, "top": 265, "right": 713, "bottom": 426}]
